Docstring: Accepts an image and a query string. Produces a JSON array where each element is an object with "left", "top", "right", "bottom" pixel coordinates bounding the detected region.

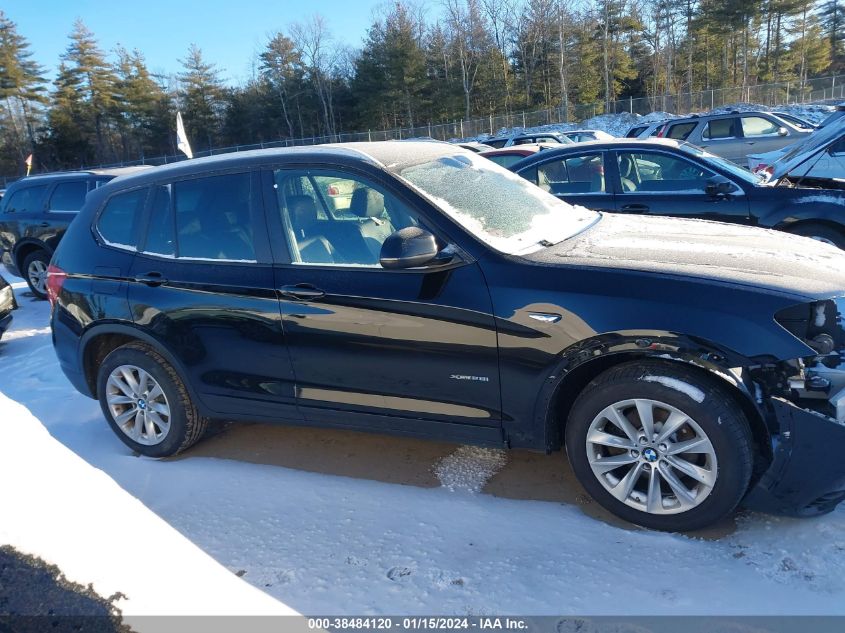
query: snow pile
[
  {"left": 0, "top": 390, "right": 296, "bottom": 621},
  {"left": 434, "top": 446, "right": 508, "bottom": 493}
]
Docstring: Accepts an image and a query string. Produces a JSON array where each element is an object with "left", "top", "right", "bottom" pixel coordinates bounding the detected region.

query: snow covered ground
[{"left": 3, "top": 265, "right": 845, "bottom": 616}]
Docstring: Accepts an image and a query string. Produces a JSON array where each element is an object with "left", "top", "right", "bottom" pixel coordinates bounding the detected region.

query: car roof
[
  {"left": 90, "top": 142, "right": 472, "bottom": 191},
  {"left": 9, "top": 165, "right": 152, "bottom": 187},
  {"left": 530, "top": 137, "right": 683, "bottom": 150}
]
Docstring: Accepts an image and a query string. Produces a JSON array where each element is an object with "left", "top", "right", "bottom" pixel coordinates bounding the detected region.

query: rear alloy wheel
[
  {"left": 566, "top": 360, "right": 754, "bottom": 531},
  {"left": 97, "top": 342, "right": 209, "bottom": 457},
  {"left": 23, "top": 251, "right": 50, "bottom": 299},
  {"left": 105, "top": 365, "right": 172, "bottom": 446}
]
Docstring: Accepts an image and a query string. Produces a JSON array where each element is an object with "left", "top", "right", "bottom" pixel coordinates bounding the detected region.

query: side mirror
[
  {"left": 705, "top": 176, "right": 738, "bottom": 198},
  {"left": 777, "top": 126, "right": 788, "bottom": 136},
  {"left": 379, "top": 227, "right": 440, "bottom": 269}
]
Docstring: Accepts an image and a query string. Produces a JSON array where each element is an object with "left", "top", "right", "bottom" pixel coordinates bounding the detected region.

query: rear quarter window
[
  {"left": 3, "top": 185, "right": 48, "bottom": 214},
  {"left": 96, "top": 188, "right": 148, "bottom": 249},
  {"left": 666, "top": 122, "right": 697, "bottom": 140}
]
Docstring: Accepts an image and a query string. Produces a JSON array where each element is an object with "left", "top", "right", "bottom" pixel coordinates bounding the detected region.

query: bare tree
[{"left": 290, "top": 14, "right": 338, "bottom": 138}]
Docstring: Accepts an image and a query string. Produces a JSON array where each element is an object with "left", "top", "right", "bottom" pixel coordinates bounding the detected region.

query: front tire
[
  {"left": 96, "top": 342, "right": 209, "bottom": 457},
  {"left": 23, "top": 250, "right": 50, "bottom": 299},
  {"left": 565, "top": 361, "right": 753, "bottom": 531}
]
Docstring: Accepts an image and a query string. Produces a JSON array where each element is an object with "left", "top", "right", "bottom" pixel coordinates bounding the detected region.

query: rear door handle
[
  {"left": 280, "top": 284, "right": 325, "bottom": 301},
  {"left": 133, "top": 271, "right": 167, "bottom": 286},
  {"left": 621, "top": 203, "right": 650, "bottom": 212},
  {"left": 39, "top": 222, "right": 49, "bottom": 227}
]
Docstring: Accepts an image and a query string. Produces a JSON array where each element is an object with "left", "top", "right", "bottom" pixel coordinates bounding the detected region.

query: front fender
[{"left": 511, "top": 330, "right": 766, "bottom": 452}]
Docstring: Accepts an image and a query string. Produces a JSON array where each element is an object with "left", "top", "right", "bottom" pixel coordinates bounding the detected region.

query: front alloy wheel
[
  {"left": 586, "top": 398, "right": 717, "bottom": 515},
  {"left": 566, "top": 360, "right": 753, "bottom": 531}
]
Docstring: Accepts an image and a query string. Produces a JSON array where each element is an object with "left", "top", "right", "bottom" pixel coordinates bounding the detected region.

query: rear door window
[
  {"left": 97, "top": 188, "right": 148, "bottom": 249},
  {"left": 2, "top": 185, "right": 48, "bottom": 214},
  {"left": 48, "top": 180, "right": 88, "bottom": 212},
  {"left": 626, "top": 126, "right": 647, "bottom": 138},
  {"left": 173, "top": 172, "right": 255, "bottom": 262},
  {"left": 703, "top": 118, "right": 736, "bottom": 140}
]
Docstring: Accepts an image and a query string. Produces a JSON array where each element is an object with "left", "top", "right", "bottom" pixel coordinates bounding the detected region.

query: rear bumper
[
  {"left": 743, "top": 397, "right": 845, "bottom": 516},
  {"left": 51, "top": 306, "right": 94, "bottom": 398}
]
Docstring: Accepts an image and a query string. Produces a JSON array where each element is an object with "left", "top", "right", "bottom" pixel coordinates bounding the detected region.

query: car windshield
[
  {"left": 677, "top": 142, "right": 765, "bottom": 184},
  {"left": 394, "top": 152, "right": 598, "bottom": 254}
]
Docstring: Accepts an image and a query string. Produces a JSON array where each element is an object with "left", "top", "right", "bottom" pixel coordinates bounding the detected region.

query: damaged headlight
[
  {"left": 774, "top": 297, "right": 845, "bottom": 423},
  {"left": 775, "top": 298, "right": 844, "bottom": 355}
]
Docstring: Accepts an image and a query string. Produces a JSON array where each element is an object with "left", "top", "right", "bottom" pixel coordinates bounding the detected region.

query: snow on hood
[{"left": 526, "top": 213, "right": 845, "bottom": 298}]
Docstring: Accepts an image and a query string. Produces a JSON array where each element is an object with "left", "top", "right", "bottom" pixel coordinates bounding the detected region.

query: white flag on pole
[{"left": 176, "top": 111, "right": 193, "bottom": 159}]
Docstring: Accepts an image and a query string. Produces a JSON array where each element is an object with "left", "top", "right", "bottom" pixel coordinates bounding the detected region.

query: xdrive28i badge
[{"left": 450, "top": 375, "right": 490, "bottom": 382}]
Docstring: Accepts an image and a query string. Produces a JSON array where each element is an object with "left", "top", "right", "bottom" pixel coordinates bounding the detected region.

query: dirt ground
[{"left": 182, "top": 422, "right": 736, "bottom": 539}]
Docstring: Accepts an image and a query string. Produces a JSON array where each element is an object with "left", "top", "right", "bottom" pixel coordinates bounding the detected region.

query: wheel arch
[
  {"left": 13, "top": 239, "right": 52, "bottom": 273},
  {"left": 79, "top": 323, "right": 205, "bottom": 411},
  {"left": 536, "top": 346, "right": 772, "bottom": 471}
]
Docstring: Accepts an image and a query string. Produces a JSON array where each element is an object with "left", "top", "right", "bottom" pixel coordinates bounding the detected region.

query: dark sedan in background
[{"left": 509, "top": 138, "right": 845, "bottom": 247}]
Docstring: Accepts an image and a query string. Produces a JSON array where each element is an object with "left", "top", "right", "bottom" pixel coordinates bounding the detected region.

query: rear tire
[
  {"left": 565, "top": 360, "right": 754, "bottom": 532},
  {"left": 22, "top": 250, "right": 50, "bottom": 299},
  {"left": 785, "top": 223, "right": 845, "bottom": 249},
  {"left": 96, "top": 342, "right": 209, "bottom": 457}
]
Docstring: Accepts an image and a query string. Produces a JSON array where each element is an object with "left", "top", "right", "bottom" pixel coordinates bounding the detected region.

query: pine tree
[
  {"left": 0, "top": 10, "right": 46, "bottom": 171},
  {"left": 60, "top": 20, "right": 119, "bottom": 162}
]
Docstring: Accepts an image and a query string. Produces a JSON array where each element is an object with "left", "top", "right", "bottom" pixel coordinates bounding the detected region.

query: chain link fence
[{"left": 3, "top": 73, "right": 844, "bottom": 184}]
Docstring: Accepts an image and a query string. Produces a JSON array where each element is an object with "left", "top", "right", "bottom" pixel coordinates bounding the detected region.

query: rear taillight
[
  {"left": 656, "top": 125, "right": 666, "bottom": 138},
  {"left": 46, "top": 264, "right": 67, "bottom": 307}
]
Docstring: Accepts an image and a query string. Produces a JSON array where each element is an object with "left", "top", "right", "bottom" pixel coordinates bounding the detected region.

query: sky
[{"left": 5, "top": 0, "right": 405, "bottom": 85}]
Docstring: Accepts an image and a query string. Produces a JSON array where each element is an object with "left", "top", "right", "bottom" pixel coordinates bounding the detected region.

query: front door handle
[
  {"left": 133, "top": 271, "right": 167, "bottom": 286},
  {"left": 621, "top": 203, "right": 650, "bottom": 212},
  {"left": 39, "top": 222, "right": 50, "bottom": 228},
  {"left": 280, "top": 284, "right": 325, "bottom": 301}
]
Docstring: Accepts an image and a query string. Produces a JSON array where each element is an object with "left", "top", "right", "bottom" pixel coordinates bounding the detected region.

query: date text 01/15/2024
[{"left": 307, "top": 617, "right": 528, "bottom": 630}]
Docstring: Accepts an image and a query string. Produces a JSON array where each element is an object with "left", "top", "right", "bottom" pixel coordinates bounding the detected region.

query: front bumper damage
[
  {"left": 743, "top": 295, "right": 845, "bottom": 516},
  {"left": 744, "top": 397, "right": 845, "bottom": 516}
]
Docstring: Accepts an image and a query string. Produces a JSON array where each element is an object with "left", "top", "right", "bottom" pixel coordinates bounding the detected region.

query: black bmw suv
[
  {"left": 0, "top": 167, "right": 149, "bottom": 298},
  {"left": 49, "top": 142, "right": 845, "bottom": 531}
]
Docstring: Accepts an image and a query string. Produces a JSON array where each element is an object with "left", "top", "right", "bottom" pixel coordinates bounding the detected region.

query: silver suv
[{"left": 656, "top": 111, "right": 812, "bottom": 164}]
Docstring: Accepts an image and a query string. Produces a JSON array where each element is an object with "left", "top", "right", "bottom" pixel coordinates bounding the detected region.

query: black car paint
[
  {"left": 0, "top": 173, "right": 113, "bottom": 278},
  {"left": 509, "top": 140, "right": 845, "bottom": 235},
  {"left": 49, "top": 144, "right": 845, "bottom": 517}
]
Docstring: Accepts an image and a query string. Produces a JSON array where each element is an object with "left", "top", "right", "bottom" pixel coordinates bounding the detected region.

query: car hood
[
  {"left": 771, "top": 118, "right": 845, "bottom": 181},
  {"left": 524, "top": 213, "right": 845, "bottom": 299}
]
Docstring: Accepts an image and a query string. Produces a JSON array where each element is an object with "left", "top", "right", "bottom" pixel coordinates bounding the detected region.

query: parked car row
[{"left": 26, "top": 140, "right": 845, "bottom": 534}]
